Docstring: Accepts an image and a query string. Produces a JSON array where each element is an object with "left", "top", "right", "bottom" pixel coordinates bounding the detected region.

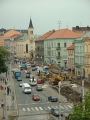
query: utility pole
[{"left": 82, "top": 78, "right": 85, "bottom": 111}]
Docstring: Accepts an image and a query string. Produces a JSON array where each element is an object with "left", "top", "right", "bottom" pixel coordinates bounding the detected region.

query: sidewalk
[
  {"left": 0, "top": 71, "right": 18, "bottom": 120},
  {"left": 0, "top": 90, "right": 5, "bottom": 120}
]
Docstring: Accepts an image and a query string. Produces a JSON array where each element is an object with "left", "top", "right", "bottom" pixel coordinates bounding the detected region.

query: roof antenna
[{"left": 58, "top": 20, "right": 61, "bottom": 30}]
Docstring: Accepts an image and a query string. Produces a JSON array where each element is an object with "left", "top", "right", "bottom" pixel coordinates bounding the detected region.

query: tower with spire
[{"left": 28, "top": 18, "right": 34, "bottom": 40}]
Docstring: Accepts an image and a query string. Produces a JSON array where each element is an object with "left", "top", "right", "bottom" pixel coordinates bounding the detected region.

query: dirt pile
[{"left": 60, "top": 86, "right": 81, "bottom": 104}]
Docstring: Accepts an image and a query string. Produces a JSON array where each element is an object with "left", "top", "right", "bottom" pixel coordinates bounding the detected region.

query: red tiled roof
[
  {"left": 67, "top": 44, "right": 75, "bottom": 50},
  {"left": 3, "top": 30, "right": 21, "bottom": 39},
  {"left": 36, "top": 30, "right": 55, "bottom": 41},
  {"left": 46, "top": 29, "right": 83, "bottom": 39}
]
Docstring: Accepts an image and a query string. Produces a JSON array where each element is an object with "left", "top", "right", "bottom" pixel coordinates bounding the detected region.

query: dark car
[
  {"left": 26, "top": 72, "right": 30, "bottom": 78},
  {"left": 50, "top": 108, "right": 59, "bottom": 117},
  {"left": 32, "top": 67, "right": 37, "bottom": 71},
  {"left": 48, "top": 96, "right": 58, "bottom": 102},
  {"left": 31, "top": 64, "right": 36, "bottom": 67}
]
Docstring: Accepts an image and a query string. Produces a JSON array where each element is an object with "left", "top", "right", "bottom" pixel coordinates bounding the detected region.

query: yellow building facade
[
  {"left": 84, "top": 37, "right": 90, "bottom": 79},
  {"left": 15, "top": 18, "right": 35, "bottom": 60},
  {"left": 15, "top": 39, "right": 35, "bottom": 59}
]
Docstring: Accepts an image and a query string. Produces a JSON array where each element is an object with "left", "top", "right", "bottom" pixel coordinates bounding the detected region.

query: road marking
[
  {"left": 31, "top": 107, "right": 35, "bottom": 111},
  {"left": 60, "top": 105, "right": 64, "bottom": 109},
  {"left": 43, "top": 107, "right": 47, "bottom": 110},
  {"left": 67, "top": 105, "right": 73, "bottom": 109},
  {"left": 47, "top": 106, "right": 51, "bottom": 110},
  {"left": 39, "top": 107, "right": 43, "bottom": 110},
  {"left": 63, "top": 105, "right": 69, "bottom": 110},
  {"left": 22, "top": 108, "right": 26, "bottom": 111},
  {"left": 27, "top": 107, "right": 31, "bottom": 111},
  {"left": 35, "top": 107, "right": 39, "bottom": 111}
]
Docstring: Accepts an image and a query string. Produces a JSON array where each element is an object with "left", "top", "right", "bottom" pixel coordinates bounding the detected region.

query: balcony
[{"left": 56, "top": 47, "right": 61, "bottom": 50}]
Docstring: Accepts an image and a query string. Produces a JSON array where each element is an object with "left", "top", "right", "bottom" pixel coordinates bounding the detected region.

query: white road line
[
  {"left": 67, "top": 105, "right": 73, "bottom": 109},
  {"left": 39, "top": 107, "right": 43, "bottom": 110},
  {"left": 31, "top": 107, "right": 35, "bottom": 111},
  {"left": 22, "top": 108, "right": 26, "bottom": 111},
  {"left": 63, "top": 105, "right": 69, "bottom": 110},
  {"left": 47, "top": 106, "right": 51, "bottom": 110},
  {"left": 43, "top": 107, "right": 47, "bottom": 110},
  {"left": 60, "top": 105, "right": 64, "bottom": 109},
  {"left": 35, "top": 107, "right": 39, "bottom": 111},
  {"left": 27, "top": 107, "right": 31, "bottom": 111}
]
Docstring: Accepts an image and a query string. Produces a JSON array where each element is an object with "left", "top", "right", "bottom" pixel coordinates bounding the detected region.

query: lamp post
[{"left": 58, "top": 81, "right": 62, "bottom": 120}]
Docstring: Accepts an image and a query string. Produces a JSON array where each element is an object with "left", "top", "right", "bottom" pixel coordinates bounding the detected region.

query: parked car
[
  {"left": 36, "top": 85, "right": 43, "bottom": 91},
  {"left": 50, "top": 108, "right": 59, "bottom": 117},
  {"left": 48, "top": 96, "right": 58, "bottom": 102},
  {"left": 31, "top": 64, "right": 36, "bottom": 67},
  {"left": 26, "top": 63, "right": 31, "bottom": 68},
  {"left": 32, "top": 94, "right": 40, "bottom": 101}
]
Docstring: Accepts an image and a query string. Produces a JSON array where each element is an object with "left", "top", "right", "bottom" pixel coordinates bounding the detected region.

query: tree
[
  {"left": 0, "top": 47, "right": 9, "bottom": 73},
  {"left": 69, "top": 91, "right": 90, "bottom": 120}
]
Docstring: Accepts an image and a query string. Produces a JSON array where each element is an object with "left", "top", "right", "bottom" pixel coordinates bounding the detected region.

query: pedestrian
[
  {"left": 9, "top": 87, "right": 11, "bottom": 94},
  {"left": 7, "top": 87, "right": 9, "bottom": 95}
]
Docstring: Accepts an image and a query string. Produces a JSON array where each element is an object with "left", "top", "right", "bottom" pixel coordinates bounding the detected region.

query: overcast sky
[{"left": 0, "top": 0, "right": 90, "bottom": 34}]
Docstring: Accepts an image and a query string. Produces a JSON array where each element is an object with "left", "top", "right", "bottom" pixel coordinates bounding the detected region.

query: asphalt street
[{"left": 13, "top": 66, "right": 73, "bottom": 120}]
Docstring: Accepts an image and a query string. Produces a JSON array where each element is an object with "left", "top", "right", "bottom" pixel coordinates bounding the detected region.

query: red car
[
  {"left": 37, "top": 79, "right": 44, "bottom": 84},
  {"left": 32, "top": 94, "right": 40, "bottom": 101}
]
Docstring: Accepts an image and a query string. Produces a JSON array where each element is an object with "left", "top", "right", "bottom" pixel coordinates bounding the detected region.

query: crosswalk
[{"left": 19, "top": 104, "right": 73, "bottom": 113}]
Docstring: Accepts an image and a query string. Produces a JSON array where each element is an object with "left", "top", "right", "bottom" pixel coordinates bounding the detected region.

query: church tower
[{"left": 28, "top": 18, "right": 34, "bottom": 41}]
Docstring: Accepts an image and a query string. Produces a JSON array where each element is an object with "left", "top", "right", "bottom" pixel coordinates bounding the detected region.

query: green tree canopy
[
  {"left": 0, "top": 46, "right": 9, "bottom": 73},
  {"left": 69, "top": 91, "right": 90, "bottom": 120}
]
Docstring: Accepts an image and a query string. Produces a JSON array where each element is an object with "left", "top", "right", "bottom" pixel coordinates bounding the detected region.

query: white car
[
  {"left": 26, "top": 63, "right": 31, "bottom": 68},
  {"left": 22, "top": 83, "right": 31, "bottom": 94},
  {"left": 29, "top": 78, "right": 37, "bottom": 86},
  {"left": 19, "top": 83, "right": 23, "bottom": 87}
]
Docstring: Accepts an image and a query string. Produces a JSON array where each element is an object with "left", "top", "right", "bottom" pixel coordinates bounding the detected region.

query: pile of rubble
[{"left": 60, "top": 86, "right": 82, "bottom": 104}]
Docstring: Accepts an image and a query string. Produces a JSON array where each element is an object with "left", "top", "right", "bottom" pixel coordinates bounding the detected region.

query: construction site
[{"left": 38, "top": 64, "right": 90, "bottom": 105}]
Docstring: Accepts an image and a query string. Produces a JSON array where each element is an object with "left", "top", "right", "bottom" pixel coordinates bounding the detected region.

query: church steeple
[
  {"left": 28, "top": 18, "right": 34, "bottom": 40},
  {"left": 29, "top": 18, "right": 33, "bottom": 28}
]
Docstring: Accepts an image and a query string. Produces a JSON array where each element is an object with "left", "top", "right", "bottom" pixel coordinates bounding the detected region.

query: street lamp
[{"left": 58, "top": 81, "right": 62, "bottom": 120}]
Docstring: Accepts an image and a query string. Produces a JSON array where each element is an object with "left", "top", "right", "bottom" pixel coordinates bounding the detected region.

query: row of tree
[{"left": 0, "top": 46, "right": 9, "bottom": 73}]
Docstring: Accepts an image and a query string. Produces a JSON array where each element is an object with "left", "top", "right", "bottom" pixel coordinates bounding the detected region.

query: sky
[{"left": 0, "top": 0, "right": 90, "bottom": 34}]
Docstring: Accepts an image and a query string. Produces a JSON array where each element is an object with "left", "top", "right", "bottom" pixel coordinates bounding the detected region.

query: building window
[
  {"left": 58, "top": 52, "right": 60, "bottom": 57},
  {"left": 57, "top": 43, "right": 60, "bottom": 47},
  {"left": 64, "top": 43, "right": 66, "bottom": 48},
  {"left": 26, "top": 44, "right": 28, "bottom": 53}
]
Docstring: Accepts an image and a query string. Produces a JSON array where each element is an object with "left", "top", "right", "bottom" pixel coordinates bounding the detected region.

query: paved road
[{"left": 13, "top": 67, "right": 73, "bottom": 120}]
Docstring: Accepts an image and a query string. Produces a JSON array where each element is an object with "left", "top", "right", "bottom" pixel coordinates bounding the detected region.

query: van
[{"left": 22, "top": 83, "right": 31, "bottom": 94}]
